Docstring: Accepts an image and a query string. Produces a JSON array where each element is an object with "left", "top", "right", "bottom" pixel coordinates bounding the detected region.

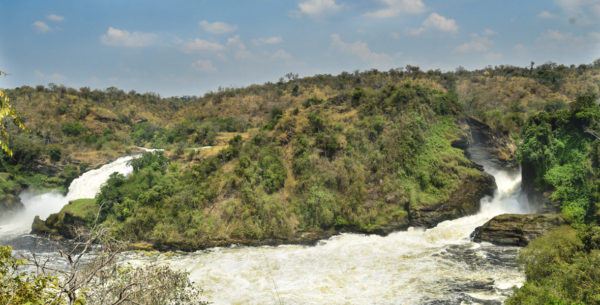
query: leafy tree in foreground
[
  {"left": 0, "top": 245, "right": 61, "bottom": 305},
  {"left": 0, "top": 71, "right": 27, "bottom": 156}
]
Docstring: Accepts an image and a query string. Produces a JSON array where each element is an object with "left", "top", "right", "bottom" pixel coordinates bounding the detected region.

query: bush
[
  {"left": 61, "top": 121, "right": 86, "bottom": 136},
  {"left": 48, "top": 146, "right": 61, "bottom": 162}
]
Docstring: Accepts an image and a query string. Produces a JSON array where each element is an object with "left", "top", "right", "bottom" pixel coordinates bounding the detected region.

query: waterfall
[
  {"left": 125, "top": 163, "right": 530, "bottom": 305},
  {"left": 0, "top": 154, "right": 139, "bottom": 239},
  {"left": 0, "top": 144, "right": 530, "bottom": 304}
]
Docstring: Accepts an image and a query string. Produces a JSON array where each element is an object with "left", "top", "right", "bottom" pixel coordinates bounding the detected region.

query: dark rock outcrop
[
  {"left": 471, "top": 213, "right": 567, "bottom": 246},
  {"left": 408, "top": 171, "right": 496, "bottom": 228},
  {"left": 0, "top": 194, "right": 24, "bottom": 220},
  {"left": 32, "top": 210, "right": 89, "bottom": 239}
]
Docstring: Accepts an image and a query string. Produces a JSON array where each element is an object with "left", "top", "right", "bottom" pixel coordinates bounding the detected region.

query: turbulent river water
[{"left": 0, "top": 148, "right": 531, "bottom": 304}]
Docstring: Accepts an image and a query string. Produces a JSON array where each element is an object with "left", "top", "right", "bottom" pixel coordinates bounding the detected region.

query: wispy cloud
[
  {"left": 538, "top": 10, "right": 555, "bottom": 19},
  {"left": 365, "top": 0, "right": 426, "bottom": 18},
  {"left": 33, "top": 21, "right": 51, "bottom": 33},
  {"left": 455, "top": 32, "right": 494, "bottom": 53},
  {"left": 47, "top": 14, "right": 64, "bottom": 22},
  {"left": 100, "top": 27, "right": 158, "bottom": 47},
  {"left": 226, "top": 35, "right": 252, "bottom": 59},
  {"left": 409, "top": 13, "right": 458, "bottom": 35},
  {"left": 252, "top": 36, "right": 283, "bottom": 45},
  {"left": 330, "top": 34, "right": 393, "bottom": 68},
  {"left": 182, "top": 38, "right": 225, "bottom": 53},
  {"left": 199, "top": 20, "right": 238, "bottom": 34},
  {"left": 34, "top": 70, "right": 67, "bottom": 82},
  {"left": 298, "top": 0, "right": 340, "bottom": 17},
  {"left": 272, "top": 49, "right": 292, "bottom": 60},
  {"left": 538, "top": 29, "right": 600, "bottom": 44},
  {"left": 192, "top": 59, "right": 217, "bottom": 72},
  {"left": 555, "top": 0, "right": 600, "bottom": 24}
]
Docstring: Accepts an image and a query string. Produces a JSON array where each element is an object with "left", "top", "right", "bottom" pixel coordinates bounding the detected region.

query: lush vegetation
[
  {"left": 1, "top": 61, "right": 598, "bottom": 212},
  {"left": 507, "top": 95, "right": 600, "bottom": 304},
  {"left": 75, "top": 82, "right": 486, "bottom": 249},
  {"left": 518, "top": 94, "right": 600, "bottom": 222},
  {"left": 2, "top": 61, "right": 600, "bottom": 301},
  {"left": 506, "top": 226, "right": 600, "bottom": 305}
]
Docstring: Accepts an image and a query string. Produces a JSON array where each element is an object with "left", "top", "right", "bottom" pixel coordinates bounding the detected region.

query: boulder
[
  {"left": 31, "top": 198, "right": 97, "bottom": 239},
  {"left": 471, "top": 213, "right": 567, "bottom": 246},
  {"left": 408, "top": 170, "right": 496, "bottom": 228}
]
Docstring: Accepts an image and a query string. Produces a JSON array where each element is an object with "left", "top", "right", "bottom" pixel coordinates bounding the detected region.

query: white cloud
[
  {"left": 226, "top": 35, "right": 253, "bottom": 59},
  {"left": 538, "top": 10, "right": 555, "bottom": 18},
  {"left": 33, "top": 21, "right": 51, "bottom": 33},
  {"left": 391, "top": 32, "right": 401, "bottom": 39},
  {"left": 513, "top": 43, "right": 526, "bottom": 51},
  {"left": 34, "top": 70, "right": 67, "bottom": 81},
  {"left": 455, "top": 33, "right": 493, "bottom": 53},
  {"left": 182, "top": 38, "right": 225, "bottom": 53},
  {"left": 227, "top": 35, "right": 245, "bottom": 49},
  {"left": 365, "top": 0, "right": 426, "bottom": 18},
  {"left": 298, "top": 0, "right": 340, "bottom": 17},
  {"left": 483, "top": 28, "right": 497, "bottom": 36},
  {"left": 199, "top": 20, "right": 238, "bottom": 34},
  {"left": 555, "top": 0, "right": 600, "bottom": 23},
  {"left": 538, "top": 29, "right": 600, "bottom": 43},
  {"left": 47, "top": 14, "right": 64, "bottom": 22},
  {"left": 484, "top": 52, "right": 502, "bottom": 61},
  {"left": 410, "top": 12, "right": 458, "bottom": 35},
  {"left": 330, "top": 34, "right": 393, "bottom": 67},
  {"left": 252, "top": 36, "right": 283, "bottom": 45},
  {"left": 192, "top": 59, "right": 217, "bottom": 72},
  {"left": 272, "top": 49, "right": 292, "bottom": 60},
  {"left": 100, "top": 27, "right": 158, "bottom": 47}
]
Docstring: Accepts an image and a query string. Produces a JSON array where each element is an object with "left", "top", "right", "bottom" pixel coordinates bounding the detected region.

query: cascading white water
[
  {"left": 0, "top": 154, "right": 139, "bottom": 239},
  {"left": 127, "top": 164, "right": 530, "bottom": 305},
  {"left": 0, "top": 146, "right": 531, "bottom": 304}
]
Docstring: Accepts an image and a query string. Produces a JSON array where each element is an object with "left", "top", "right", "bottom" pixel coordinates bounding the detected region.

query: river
[{"left": 0, "top": 150, "right": 530, "bottom": 304}]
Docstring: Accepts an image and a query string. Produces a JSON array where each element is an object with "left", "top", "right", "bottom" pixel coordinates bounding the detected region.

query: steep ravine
[{"left": 0, "top": 120, "right": 535, "bottom": 304}]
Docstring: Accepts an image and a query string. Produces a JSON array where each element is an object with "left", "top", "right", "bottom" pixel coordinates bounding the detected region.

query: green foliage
[
  {"left": 518, "top": 94, "right": 600, "bottom": 223},
  {"left": 77, "top": 79, "right": 487, "bottom": 249},
  {"left": 301, "top": 186, "right": 337, "bottom": 229},
  {"left": 130, "top": 150, "right": 169, "bottom": 173},
  {"left": 303, "top": 96, "right": 324, "bottom": 108},
  {"left": 506, "top": 226, "right": 600, "bottom": 305},
  {"left": 61, "top": 121, "right": 86, "bottom": 136},
  {"left": 48, "top": 146, "right": 62, "bottom": 162},
  {"left": 0, "top": 245, "right": 61, "bottom": 305},
  {"left": 0, "top": 71, "right": 27, "bottom": 156}
]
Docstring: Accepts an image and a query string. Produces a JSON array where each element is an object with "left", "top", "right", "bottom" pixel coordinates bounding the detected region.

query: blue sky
[{"left": 1, "top": 0, "right": 599, "bottom": 96}]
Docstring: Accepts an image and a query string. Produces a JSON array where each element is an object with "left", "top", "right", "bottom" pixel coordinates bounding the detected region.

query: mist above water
[{"left": 0, "top": 155, "right": 138, "bottom": 239}]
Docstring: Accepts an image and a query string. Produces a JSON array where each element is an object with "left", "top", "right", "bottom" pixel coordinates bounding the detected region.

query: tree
[
  {"left": 27, "top": 224, "right": 209, "bottom": 305},
  {"left": 0, "top": 71, "right": 27, "bottom": 156},
  {"left": 0, "top": 245, "right": 61, "bottom": 305}
]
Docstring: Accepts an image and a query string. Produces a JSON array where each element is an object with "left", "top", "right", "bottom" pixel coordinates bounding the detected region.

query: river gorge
[{"left": 0, "top": 140, "right": 534, "bottom": 304}]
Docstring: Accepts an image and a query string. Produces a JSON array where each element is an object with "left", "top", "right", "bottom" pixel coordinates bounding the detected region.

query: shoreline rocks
[{"left": 471, "top": 213, "right": 567, "bottom": 246}]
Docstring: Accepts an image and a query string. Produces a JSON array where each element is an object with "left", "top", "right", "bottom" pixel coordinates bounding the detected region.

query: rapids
[
  {"left": 0, "top": 147, "right": 530, "bottom": 304},
  {"left": 126, "top": 162, "right": 530, "bottom": 305}
]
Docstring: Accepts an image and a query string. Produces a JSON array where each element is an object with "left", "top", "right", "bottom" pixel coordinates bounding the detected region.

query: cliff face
[{"left": 408, "top": 168, "right": 495, "bottom": 228}]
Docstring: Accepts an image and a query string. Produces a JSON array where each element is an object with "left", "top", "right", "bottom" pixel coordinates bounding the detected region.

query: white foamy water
[
  {"left": 1, "top": 147, "right": 530, "bottom": 304},
  {"left": 0, "top": 154, "right": 140, "bottom": 238},
  {"left": 128, "top": 165, "right": 529, "bottom": 304}
]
